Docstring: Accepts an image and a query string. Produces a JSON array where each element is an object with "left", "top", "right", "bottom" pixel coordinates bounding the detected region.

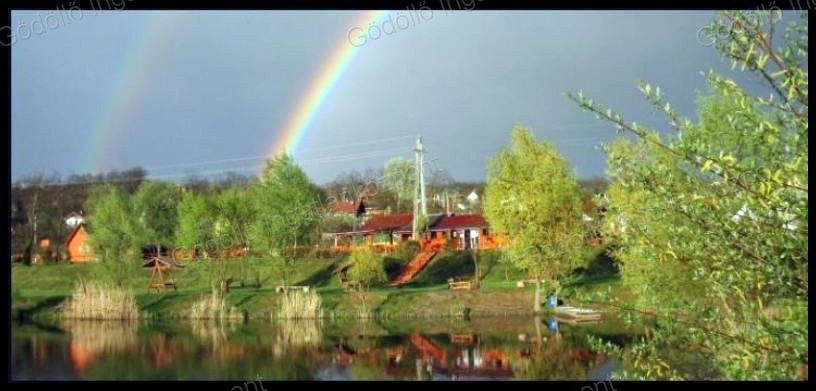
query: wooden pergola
[{"left": 142, "top": 256, "right": 183, "bottom": 293}]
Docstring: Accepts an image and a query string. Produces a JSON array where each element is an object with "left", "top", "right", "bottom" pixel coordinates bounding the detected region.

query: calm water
[{"left": 12, "top": 315, "right": 643, "bottom": 380}]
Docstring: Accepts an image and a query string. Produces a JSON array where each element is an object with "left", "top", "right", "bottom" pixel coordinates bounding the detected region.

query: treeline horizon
[{"left": 10, "top": 162, "right": 608, "bottom": 257}]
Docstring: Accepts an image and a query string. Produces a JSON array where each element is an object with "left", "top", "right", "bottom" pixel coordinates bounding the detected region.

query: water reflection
[
  {"left": 62, "top": 320, "right": 139, "bottom": 375},
  {"left": 12, "top": 315, "right": 640, "bottom": 380}
]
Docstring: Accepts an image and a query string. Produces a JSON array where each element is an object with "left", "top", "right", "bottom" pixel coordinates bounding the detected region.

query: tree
[
  {"left": 213, "top": 186, "right": 254, "bottom": 253},
  {"left": 175, "top": 191, "right": 216, "bottom": 257},
  {"left": 131, "top": 180, "right": 182, "bottom": 256},
  {"left": 213, "top": 187, "right": 256, "bottom": 287},
  {"left": 84, "top": 185, "right": 137, "bottom": 264},
  {"left": 346, "top": 246, "right": 387, "bottom": 291},
  {"left": 249, "top": 154, "right": 323, "bottom": 285},
  {"left": 483, "top": 126, "right": 584, "bottom": 313},
  {"left": 568, "top": 10, "right": 807, "bottom": 379},
  {"left": 346, "top": 246, "right": 387, "bottom": 316},
  {"left": 383, "top": 157, "right": 416, "bottom": 213}
]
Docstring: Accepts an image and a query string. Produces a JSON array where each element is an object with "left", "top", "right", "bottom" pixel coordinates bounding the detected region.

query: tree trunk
[
  {"left": 534, "top": 280, "right": 541, "bottom": 313},
  {"left": 220, "top": 279, "right": 230, "bottom": 294},
  {"left": 533, "top": 315, "right": 543, "bottom": 354},
  {"left": 473, "top": 250, "right": 480, "bottom": 289}
]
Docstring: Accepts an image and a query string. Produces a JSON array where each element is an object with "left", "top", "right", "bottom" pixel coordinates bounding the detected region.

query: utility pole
[{"left": 412, "top": 136, "right": 427, "bottom": 240}]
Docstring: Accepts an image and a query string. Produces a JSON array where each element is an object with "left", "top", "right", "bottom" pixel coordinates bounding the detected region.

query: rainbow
[
  {"left": 82, "top": 11, "right": 187, "bottom": 173},
  {"left": 267, "top": 10, "right": 391, "bottom": 160}
]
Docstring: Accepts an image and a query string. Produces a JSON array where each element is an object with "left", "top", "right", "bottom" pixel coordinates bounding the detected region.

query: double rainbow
[
  {"left": 266, "top": 10, "right": 390, "bottom": 160},
  {"left": 82, "top": 11, "right": 388, "bottom": 174}
]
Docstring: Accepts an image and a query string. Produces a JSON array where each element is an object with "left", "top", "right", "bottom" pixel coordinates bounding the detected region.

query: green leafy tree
[
  {"left": 568, "top": 10, "right": 807, "bottom": 380},
  {"left": 213, "top": 187, "right": 256, "bottom": 287},
  {"left": 175, "top": 191, "right": 216, "bottom": 257},
  {"left": 483, "top": 126, "right": 584, "bottom": 312},
  {"left": 346, "top": 246, "right": 387, "bottom": 291},
  {"left": 84, "top": 184, "right": 137, "bottom": 263},
  {"left": 131, "top": 180, "right": 182, "bottom": 255},
  {"left": 346, "top": 246, "right": 387, "bottom": 317},
  {"left": 249, "top": 154, "right": 323, "bottom": 285},
  {"left": 383, "top": 157, "right": 416, "bottom": 213}
]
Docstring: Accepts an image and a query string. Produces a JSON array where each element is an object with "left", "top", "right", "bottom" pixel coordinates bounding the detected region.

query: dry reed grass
[
  {"left": 275, "top": 289, "right": 322, "bottom": 319},
  {"left": 61, "top": 279, "right": 140, "bottom": 320}
]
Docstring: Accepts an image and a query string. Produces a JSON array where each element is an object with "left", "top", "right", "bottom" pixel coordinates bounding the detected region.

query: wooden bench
[
  {"left": 447, "top": 277, "right": 473, "bottom": 291},
  {"left": 275, "top": 285, "right": 310, "bottom": 293},
  {"left": 515, "top": 279, "right": 547, "bottom": 288}
]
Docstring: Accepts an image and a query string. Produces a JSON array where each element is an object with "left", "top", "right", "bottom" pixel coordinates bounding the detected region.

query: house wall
[{"left": 67, "top": 228, "right": 92, "bottom": 262}]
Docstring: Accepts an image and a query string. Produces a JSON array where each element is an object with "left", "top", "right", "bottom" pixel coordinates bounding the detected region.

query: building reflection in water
[{"left": 62, "top": 320, "right": 138, "bottom": 375}]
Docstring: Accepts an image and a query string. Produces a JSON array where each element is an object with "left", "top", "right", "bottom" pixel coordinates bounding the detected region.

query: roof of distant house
[
  {"left": 430, "top": 214, "right": 488, "bottom": 230},
  {"left": 331, "top": 197, "right": 367, "bottom": 214},
  {"left": 358, "top": 213, "right": 414, "bottom": 232}
]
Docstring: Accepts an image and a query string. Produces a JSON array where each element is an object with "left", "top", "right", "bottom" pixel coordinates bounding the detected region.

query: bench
[
  {"left": 515, "top": 279, "right": 547, "bottom": 288},
  {"left": 275, "top": 285, "right": 310, "bottom": 293},
  {"left": 447, "top": 277, "right": 474, "bottom": 291}
]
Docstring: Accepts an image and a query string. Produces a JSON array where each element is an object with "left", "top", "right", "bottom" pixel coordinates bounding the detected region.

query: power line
[
  {"left": 145, "top": 134, "right": 414, "bottom": 173},
  {"left": 27, "top": 146, "right": 412, "bottom": 187}
]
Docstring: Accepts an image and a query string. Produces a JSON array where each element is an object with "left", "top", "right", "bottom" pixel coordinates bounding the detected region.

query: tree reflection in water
[{"left": 13, "top": 315, "right": 635, "bottom": 380}]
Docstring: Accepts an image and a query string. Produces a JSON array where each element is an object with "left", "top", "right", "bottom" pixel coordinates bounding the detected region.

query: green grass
[{"left": 12, "top": 246, "right": 627, "bottom": 320}]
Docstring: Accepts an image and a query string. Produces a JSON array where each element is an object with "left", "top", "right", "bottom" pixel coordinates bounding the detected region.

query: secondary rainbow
[
  {"left": 82, "top": 12, "right": 187, "bottom": 173},
  {"left": 267, "top": 10, "right": 391, "bottom": 159}
]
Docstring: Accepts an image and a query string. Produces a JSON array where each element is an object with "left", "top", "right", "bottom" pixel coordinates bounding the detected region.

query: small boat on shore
[{"left": 552, "top": 306, "right": 602, "bottom": 321}]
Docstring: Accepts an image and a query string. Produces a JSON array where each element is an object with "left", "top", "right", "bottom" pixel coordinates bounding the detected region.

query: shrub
[
  {"left": 347, "top": 246, "right": 387, "bottom": 291},
  {"left": 61, "top": 279, "right": 140, "bottom": 320}
]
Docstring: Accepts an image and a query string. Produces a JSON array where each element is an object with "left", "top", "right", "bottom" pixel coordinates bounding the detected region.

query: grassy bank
[{"left": 12, "top": 247, "right": 626, "bottom": 321}]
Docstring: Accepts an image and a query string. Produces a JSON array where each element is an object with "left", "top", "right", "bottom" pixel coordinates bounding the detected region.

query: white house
[{"left": 65, "top": 211, "right": 85, "bottom": 228}]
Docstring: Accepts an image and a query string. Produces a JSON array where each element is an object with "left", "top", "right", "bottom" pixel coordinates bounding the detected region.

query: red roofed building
[
  {"left": 65, "top": 224, "right": 93, "bottom": 262},
  {"left": 328, "top": 213, "right": 506, "bottom": 251},
  {"left": 331, "top": 197, "right": 367, "bottom": 218},
  {"left": 428, "top": 214, "right": 492, "bottom": 250}
]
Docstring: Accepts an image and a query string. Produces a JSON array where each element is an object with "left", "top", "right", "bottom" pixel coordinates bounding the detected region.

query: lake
[{"left": 12, "top": 315, "right": 643, "bottom": 380}]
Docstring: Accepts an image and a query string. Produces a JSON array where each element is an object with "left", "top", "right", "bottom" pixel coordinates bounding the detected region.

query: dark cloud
[{"left": 11, "top": 10, "right": 775, "bottom": 183}]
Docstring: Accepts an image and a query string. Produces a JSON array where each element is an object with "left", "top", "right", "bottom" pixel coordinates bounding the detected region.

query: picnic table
[{"left": 447, "top": 277, "right": 474, "bottom": 291}]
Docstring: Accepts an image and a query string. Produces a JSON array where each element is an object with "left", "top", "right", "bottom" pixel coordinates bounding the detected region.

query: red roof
[
  {"left": 332, "top": 198, "right": 366, "bottom": 215},
  {"left": 333, "top": 201, "right": 357, "bottom": 213},
  {"left": 431, "top": 214, "right": 488, "bottom": 230},
  {"left": 358, "top": 213, "right": 413, "bottom": 232}
]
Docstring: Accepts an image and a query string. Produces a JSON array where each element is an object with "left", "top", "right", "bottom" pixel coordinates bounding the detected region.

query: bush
[
  {"left": 409, "top": 251, "right": 474, "bottom": 286},
  {"left": 347, "top": 246, "right": 387, "bottom": 291},
  {"left": 383, "top": 256, "right": 409, "bottom": 280},
  {"left": 61, "top": 279, "right": 140, "bottom": 320},
  {"left": 393, "top": 240, "right": 420, "bottom": 261}
]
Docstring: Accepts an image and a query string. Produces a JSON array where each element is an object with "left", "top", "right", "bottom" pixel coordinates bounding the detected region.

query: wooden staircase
[{"left": 390, "top": 250, "right": 438, "bottom": 285}]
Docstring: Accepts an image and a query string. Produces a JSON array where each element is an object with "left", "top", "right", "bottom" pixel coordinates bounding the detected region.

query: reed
[
  {"left": 275, "top": 289, "right": 322, "bottom": 319},
  {"left": 189, "top": 288, "right": 243, "bottom": 320},
  {"left": 271, "top": 318, "right": 322, "bottom": 358},
  {"left": 61, "top": 279, "right": 139, "bottom": 320}
]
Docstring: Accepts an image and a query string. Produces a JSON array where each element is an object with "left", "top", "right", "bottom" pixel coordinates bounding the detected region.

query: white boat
[{"left": 552, "top": 306, "right": 602, "bottom": 321}]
